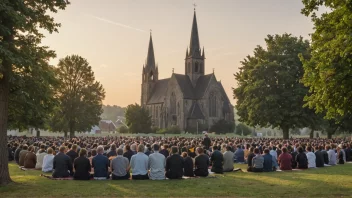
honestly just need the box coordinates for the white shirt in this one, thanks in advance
[306,152,316,168]
[270,150,277,161]
[42,154,54,172]
[35,152,47,169]
[328,149,336,165]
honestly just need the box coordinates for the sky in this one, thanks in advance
[43,0,316,107]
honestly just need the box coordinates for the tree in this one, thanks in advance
[233,34,311,139]
[50,55,105,137]
[0,0,69,185]
[125,104,152,134]
[101,105,126,121]
[118,125,129,134]
[300,0,352,119]
[209,119,235,134]
[235,123,252,136]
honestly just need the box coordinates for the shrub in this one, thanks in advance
[118,125,128,133]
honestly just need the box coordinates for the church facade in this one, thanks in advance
[141,10,234,131]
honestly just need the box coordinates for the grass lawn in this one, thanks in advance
[1,163,352,197]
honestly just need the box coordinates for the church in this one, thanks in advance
[141,10,234,132]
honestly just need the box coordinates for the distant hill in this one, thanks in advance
[101,105,126,122]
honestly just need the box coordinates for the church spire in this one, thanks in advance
[189,10,201,57]
[146,31,155,68]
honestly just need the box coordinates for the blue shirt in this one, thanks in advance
[92,154,109,177]
[130,152,149,175]
[234,148,244,163]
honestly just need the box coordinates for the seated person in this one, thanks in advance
[328,144,337,165]
[182,152,194,177]
[52,146,73,178]
[14,145,23,164]
[210,145,224,174]
[111,148,130,180]
[251,148,264,172]
[66,144,78,165]
[123,145,134,162]
[337,147,345,165]
[18,145,29,166]
[148,144,166,180]
[246,147,255,172]
[194,147,209,177]
[73,148,91,180]
[42,148,55,173]
[223,146,234,172]
[278,147,292,170]
[234,145,245,163]
[107,144,117,158]
[165,146,184,179]
[35,144,47,169]
[24,147,37,168]
[295,147,308,169]
[8,144,14,161]
[262,148,273,172]
[314,146,325,168]
[130,144,149,180]
[306,146,316,168]
[92,146,109,179]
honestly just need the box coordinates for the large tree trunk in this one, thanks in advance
[36,129,40,137]
[282,126,289,139]
[0,72,12,185]
[69,123,74,138]
[327,131,333,139]
[309,128,314,139]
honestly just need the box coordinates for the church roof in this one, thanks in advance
[188,101,205,119]
[194,74,214,98]
[147,78,170,104]
[174,74,194,99]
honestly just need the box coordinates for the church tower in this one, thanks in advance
[185,10,205,86]
[141,33,158,106]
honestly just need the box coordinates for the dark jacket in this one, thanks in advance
[247,153,255,167]
[210,150,223,173]
[203,137,211,149]
[263,153,273,172]
[14,148,22,164]
[107,150,117,158]
[322,150,329,164]
[92,154,109,178]
[52,152,73,178]
[8,147,14,161]
[166,154,184,179]
[24,152,37,168]
[183,156,194,177]
[160,149,170,158]
[315,150,325,167]
[296,153,308,169]
[123,150,134,162]
[291,151,298,169]
[337,150,344,164]
[74,156,91,180]
[66,150,78,164]
[194,154,209,177]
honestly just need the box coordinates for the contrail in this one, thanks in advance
[88,15,147,33]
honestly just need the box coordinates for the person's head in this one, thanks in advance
[59,146,66,153]
[47,147,53,154]
[68,143,72,149]
[138,144,144,153]
[325,145,331,151]
[72,144,77,152]
[125,145,131,151]
[196,147,204,154]
[131,144,137,151]
[110,144,116,151]
[171,146,178,154]
[298,146,304,153]
[163,144,169,149]
[182,152,188,158]
[213,145,218,151]
[264,148,270,154]
[40,144,45,150]
[22,145,28,151]
[272,146,276,151]
[79,148,87,157]
[117,148,123,155]
[254,148,260,154]
[226,146,232,151]
[249,147,254,153]
[97,145,104,154]
[91,149,97,157]
[282,147,288,153]
[153,144,160,151]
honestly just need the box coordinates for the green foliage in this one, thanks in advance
[118,125,128,134]
[0,0,69,185]
[209,119,235,134]
[50,55,105,137]
[300,0,352,119]
[125,104,152,134]
[156,126,181,134]
[151,126,160,134]
[101,105,126,121]
[235,123,252,136]
[233,34,311,139]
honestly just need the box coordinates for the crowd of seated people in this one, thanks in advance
[6,135,352,180]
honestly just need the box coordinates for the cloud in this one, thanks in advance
[88,15,147,33]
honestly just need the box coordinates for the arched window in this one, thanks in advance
[195,62,199,72]
[170,92,176,115]
[209,92,216,117]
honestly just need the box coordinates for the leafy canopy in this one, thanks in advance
[301,0,352,119]
[125,104,152,134]
[233,34,311,139]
